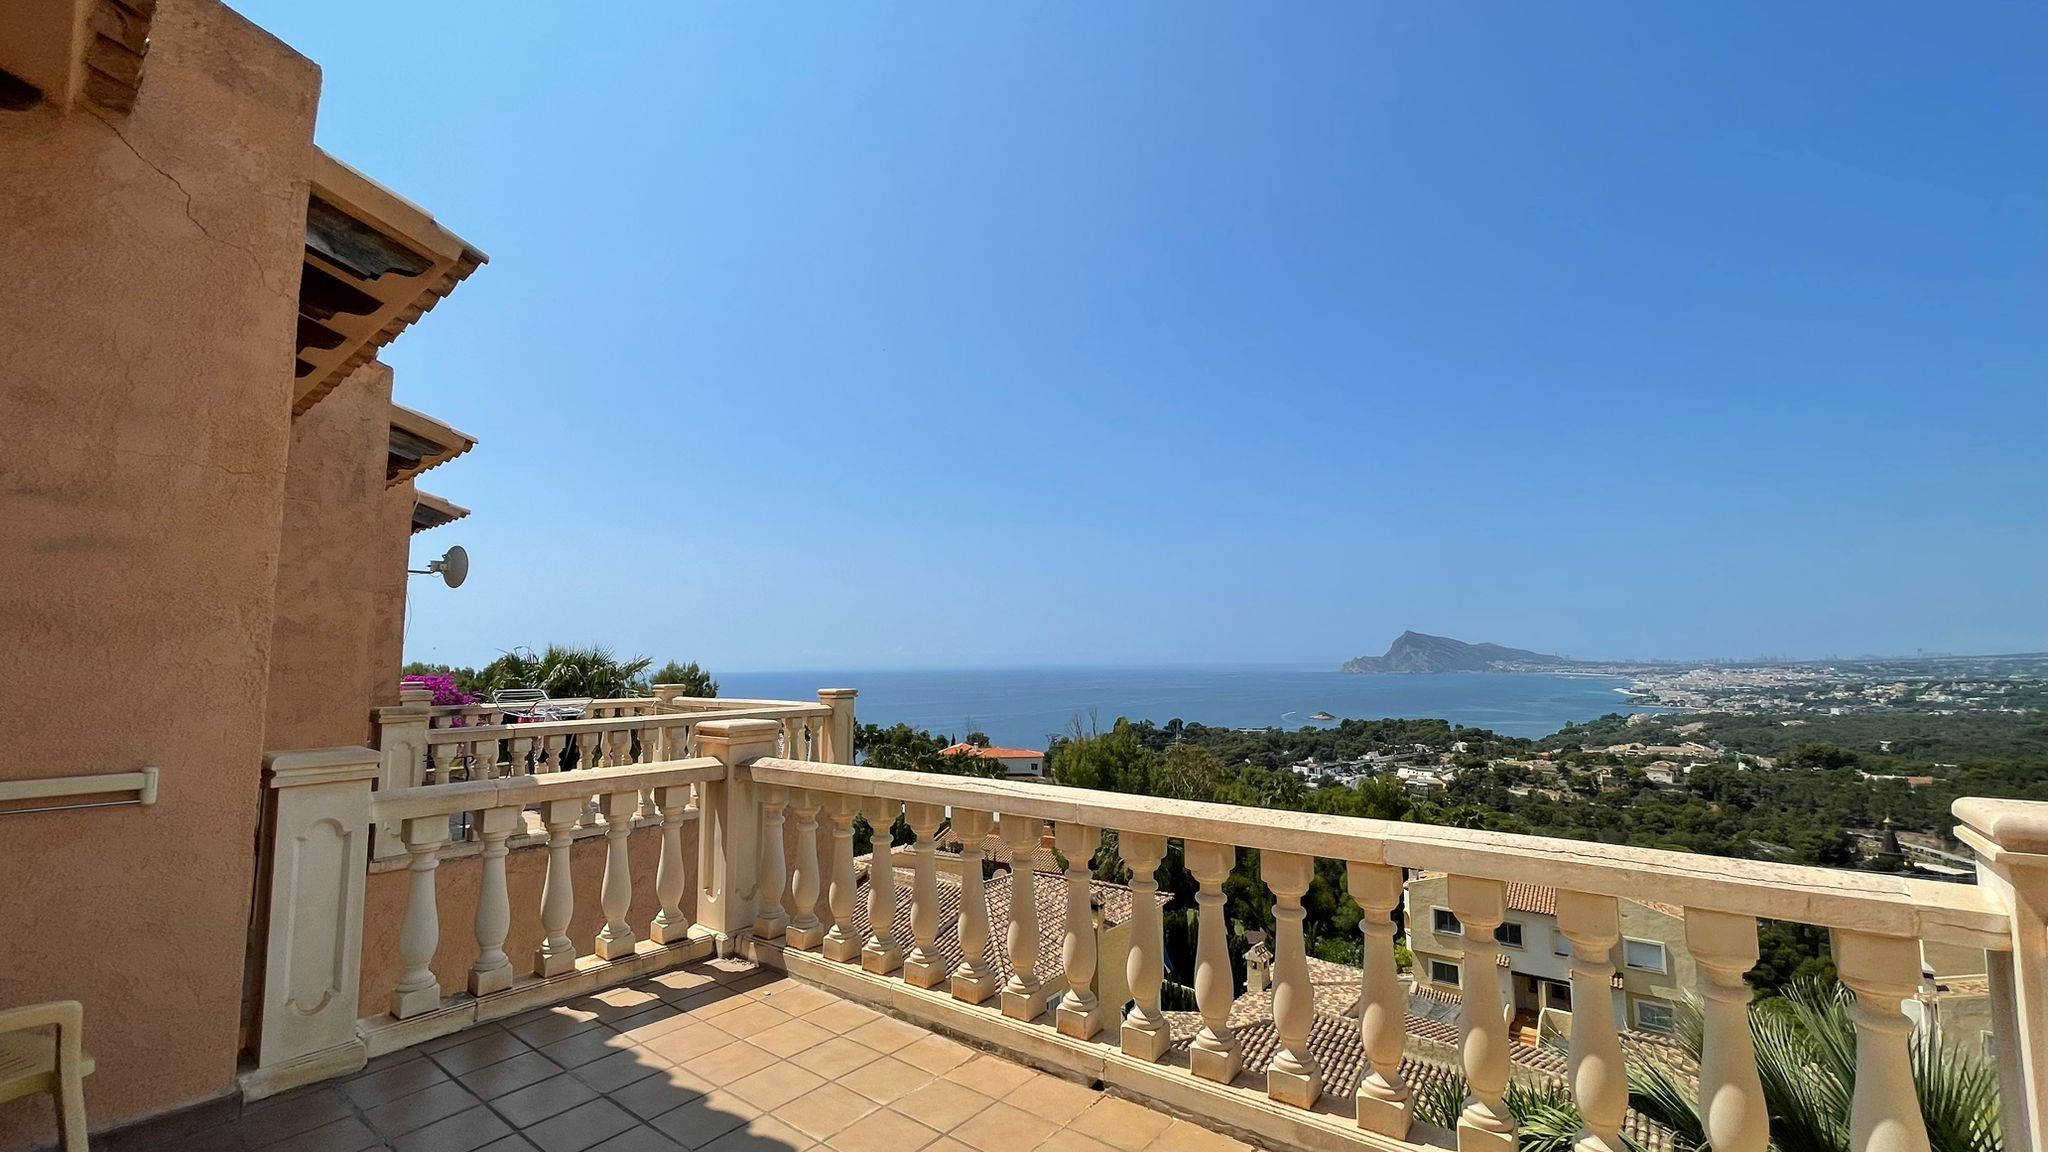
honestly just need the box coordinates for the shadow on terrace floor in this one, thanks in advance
[119,957,1251,1152]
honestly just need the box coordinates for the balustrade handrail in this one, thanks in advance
[419,703,828,746]
[746,757,2012,950]
[371,756,726,823]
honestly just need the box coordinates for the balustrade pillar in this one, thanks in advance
[754,785,790,939]
[1348,861,1411,1137]
[1264,851,1322,1107]
[533,798,583,976]
[861,796,905,974]
[391,817,449,1018]
[1186,839,1242,1082]
[951,810,999,1004]
[818,689,857,762]
[1836,930,1934,1152]
[1686,909,1768,1152]
[1118,832,1170,1061]
[594,791,638,959]
[822,794,863,962]
[1956,798,2048,1151]
[787,791,825,950]
[1556,892,1625,1152]
[904,802,947,988]
[650,783,693,944]
[468,806,520,996]
[1054,822,1102,1039]
[695,719,777,956]
[1000,815,1049,1019]
[1448,875,1514,1152]
[370,687,432,860]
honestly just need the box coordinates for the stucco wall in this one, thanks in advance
[264,361,412,752]
[358,821,692,1013]
[0,0,320,1144]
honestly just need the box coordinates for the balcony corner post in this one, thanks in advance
[695,718,781,957]
[1956,798,2048,1152]
[818,689,857,763]
[246,747,379,1098]
[370,686,432,860]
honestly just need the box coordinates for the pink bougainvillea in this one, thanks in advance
[401,674,476,708]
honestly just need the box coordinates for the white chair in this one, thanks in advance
[0,1000,92,1151]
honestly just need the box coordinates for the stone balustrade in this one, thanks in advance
[250,690,2048,1152]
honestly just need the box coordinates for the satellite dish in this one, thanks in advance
[409,545,469,589]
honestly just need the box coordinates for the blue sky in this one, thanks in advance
[241,3,2047,671]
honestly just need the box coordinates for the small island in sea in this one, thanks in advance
[1341,630,1584,674]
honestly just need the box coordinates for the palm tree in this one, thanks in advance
[1629,979,2002,1152]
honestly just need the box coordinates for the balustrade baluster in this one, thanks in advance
[511,736,533,779]
[951,810,998,1004]
[1118,832,1169,1061]
[1556,892,1625,1152]
[533,799,582,976]
[594,791,637,959]
[1265,851,1322,1107]
[636,725,657,818]
[541,734,564,775]
[999,816,1048,1020]
[391,818,448,1018]
[1186,839,1241,1081]
[1837,930,1935,1152]
[650,783,692,944]
[1687,909,1769,1152]
[467,806,519,996]
[822,794,863,962]
[787,791,824,950]
[861,796,904,974]
[1448,875,1515,1152]
[1348,861,1411,1137]
[754,785,790,939]
[904,803,946,988]
[1054,822,1102,1039]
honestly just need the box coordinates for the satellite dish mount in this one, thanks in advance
[410,545,469,589]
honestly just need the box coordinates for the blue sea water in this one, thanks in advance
[716,666,1655,751]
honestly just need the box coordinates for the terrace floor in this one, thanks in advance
[126,959,1252,1152]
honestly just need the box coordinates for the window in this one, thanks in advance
[1494,922,1524,948]
[1623,938,1668,974]
[1432,908,1463,936]
[1554,936,1573,958]
[1429,960,1462,987]
[1635,999,1676,1034]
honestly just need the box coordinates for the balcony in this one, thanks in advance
[225,691,2047,1152]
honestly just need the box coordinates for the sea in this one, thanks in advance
[716,666,1657,751]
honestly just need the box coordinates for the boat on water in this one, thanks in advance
[1309,710,1337,721]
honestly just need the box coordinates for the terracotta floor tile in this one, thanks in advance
[748,1018,834,1058]
[837,1056,932,1105]
[363,1080,485,1138]
[692,1042,781,1088]
[585,1127,683,1152]
[1067,1098,1173,1152]
[941,1055,1034,1099]
[888,1080,992,1133]
[892,1036,973,1076]
[432,1030,534,1077]
[946,1101,1057,1152]
[493,1074,599,1128]
[233,1087,354,1147]
[648,1089,759,1148]
[512,1006,610,1048]
[801,1000,881,1035]
[920,1141,973,1152]
[642,1021,737,1064]
[680,990,754,1021]
[724,1061,825,1111]
[607,1065,715,1122]
[1137,1119,1250,1152]
[785,1036,884,1080]
[820,1108,939,1152]
[748,982,838,1017]
[1037,1131,1115,1152]
[263,1116,382,1152]
[589,986,668,1020]
[463,1051,568,1101]
[646,967,722,1002]
[342,1056,451,1109]
[842,1017,925,1054]
[614,1005,694,1045]
[524,1098,640,1152]
[778,1083,880,1141]
[713,1000,795,1039]
[390,1105,514,1152]
[571,1046,670,1093]
[1003,1074,1098,1124]
[700,1113,815,1152]
[539,1027,634,1070]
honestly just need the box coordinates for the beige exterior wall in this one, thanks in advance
[0,1,320,1145]
[264,360,414,753]
[1616,899,1691,1033]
